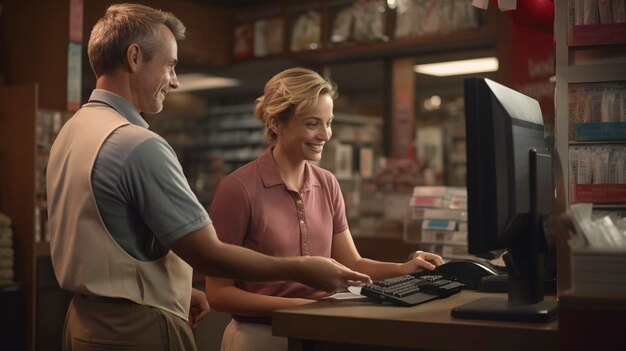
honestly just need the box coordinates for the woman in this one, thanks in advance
[206,67,444,351]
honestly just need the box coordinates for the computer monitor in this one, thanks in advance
[451,77,558,323]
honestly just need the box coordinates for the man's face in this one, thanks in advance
[133,24,179,114]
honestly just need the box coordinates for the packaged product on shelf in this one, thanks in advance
[405,186,468,245]
[591,147,609,184]
[569,146,579,202]
[266,17,283,55]
[421,230,467,245]
[290,10,321,52]
[577,147,592,184]
[598,0,613,23]
[570,146,626,203]
[600,87,624,122]
[253,19,268,57]
[233,22,253,59]
[583,0,600,25]
[608,146,621,184]
[422,219,456,232]
[574,0,585,25]
[569,87,579,138]
[613,0,626,23]
[422,208,467,222]
[359,147,374,178]
[621,85,626,121]
[330,5,352,43]
[577,87,591,122]
[590,86,603,122]
[450,0,479,31]
[396,0,462,38]
[619,149,626,183]
[352,0,386,42]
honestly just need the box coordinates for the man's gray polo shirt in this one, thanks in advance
[88,89,211,261]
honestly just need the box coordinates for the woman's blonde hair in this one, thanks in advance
[255,67,337,143]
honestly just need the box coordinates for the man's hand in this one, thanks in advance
[188,287,209,329]
[296,256,371,292]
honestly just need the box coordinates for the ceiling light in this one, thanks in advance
[173,73,239,92]
[414,57,499,77]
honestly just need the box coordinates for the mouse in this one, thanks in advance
[434,259,500,289]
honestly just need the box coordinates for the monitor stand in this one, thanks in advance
[451,296,558,323]
[452,150,559,323]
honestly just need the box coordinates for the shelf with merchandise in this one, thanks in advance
[568,23,626,46]
[231,0,498,64]
[566,0,626,46]
[556,0,626,296]
[567,80,626,142]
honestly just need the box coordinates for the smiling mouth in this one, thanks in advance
[308,143,324,151]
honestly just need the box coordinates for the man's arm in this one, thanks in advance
[170,224,371,293]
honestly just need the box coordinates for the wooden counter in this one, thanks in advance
[272,291,558,351]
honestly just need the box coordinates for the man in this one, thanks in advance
[46,4,370,350]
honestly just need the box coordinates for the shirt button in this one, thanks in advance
[300,220,304,224]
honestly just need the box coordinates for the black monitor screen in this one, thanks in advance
[464,77,551,255]
[453,77,558,323]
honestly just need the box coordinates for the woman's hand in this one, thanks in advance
[402,251,445,274]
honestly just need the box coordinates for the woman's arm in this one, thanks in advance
[205,276,315,316]
[331,230,444,281]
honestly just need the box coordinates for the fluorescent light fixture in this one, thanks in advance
[414,57,499,77]
[173,73,239,92]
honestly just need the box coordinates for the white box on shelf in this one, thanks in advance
[421,230,467,245]
[421,219,456,231]
[571,248,626,294]
[423,208,467,222]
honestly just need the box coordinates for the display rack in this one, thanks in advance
[556,1,626,208]
[555,0,626,297]
[403,186,471,260]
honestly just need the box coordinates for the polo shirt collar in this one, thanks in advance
[87,89,149,129]
[258,147,321,192]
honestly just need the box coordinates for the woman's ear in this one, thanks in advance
[269,118,280,135]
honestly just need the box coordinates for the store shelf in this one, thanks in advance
[557,63,626,83]
[568,23,626,46]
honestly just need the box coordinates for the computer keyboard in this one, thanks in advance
[360,274,465,306]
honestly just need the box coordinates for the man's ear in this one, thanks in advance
[126,43,142,73]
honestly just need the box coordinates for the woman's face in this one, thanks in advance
[276,94,334,163]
